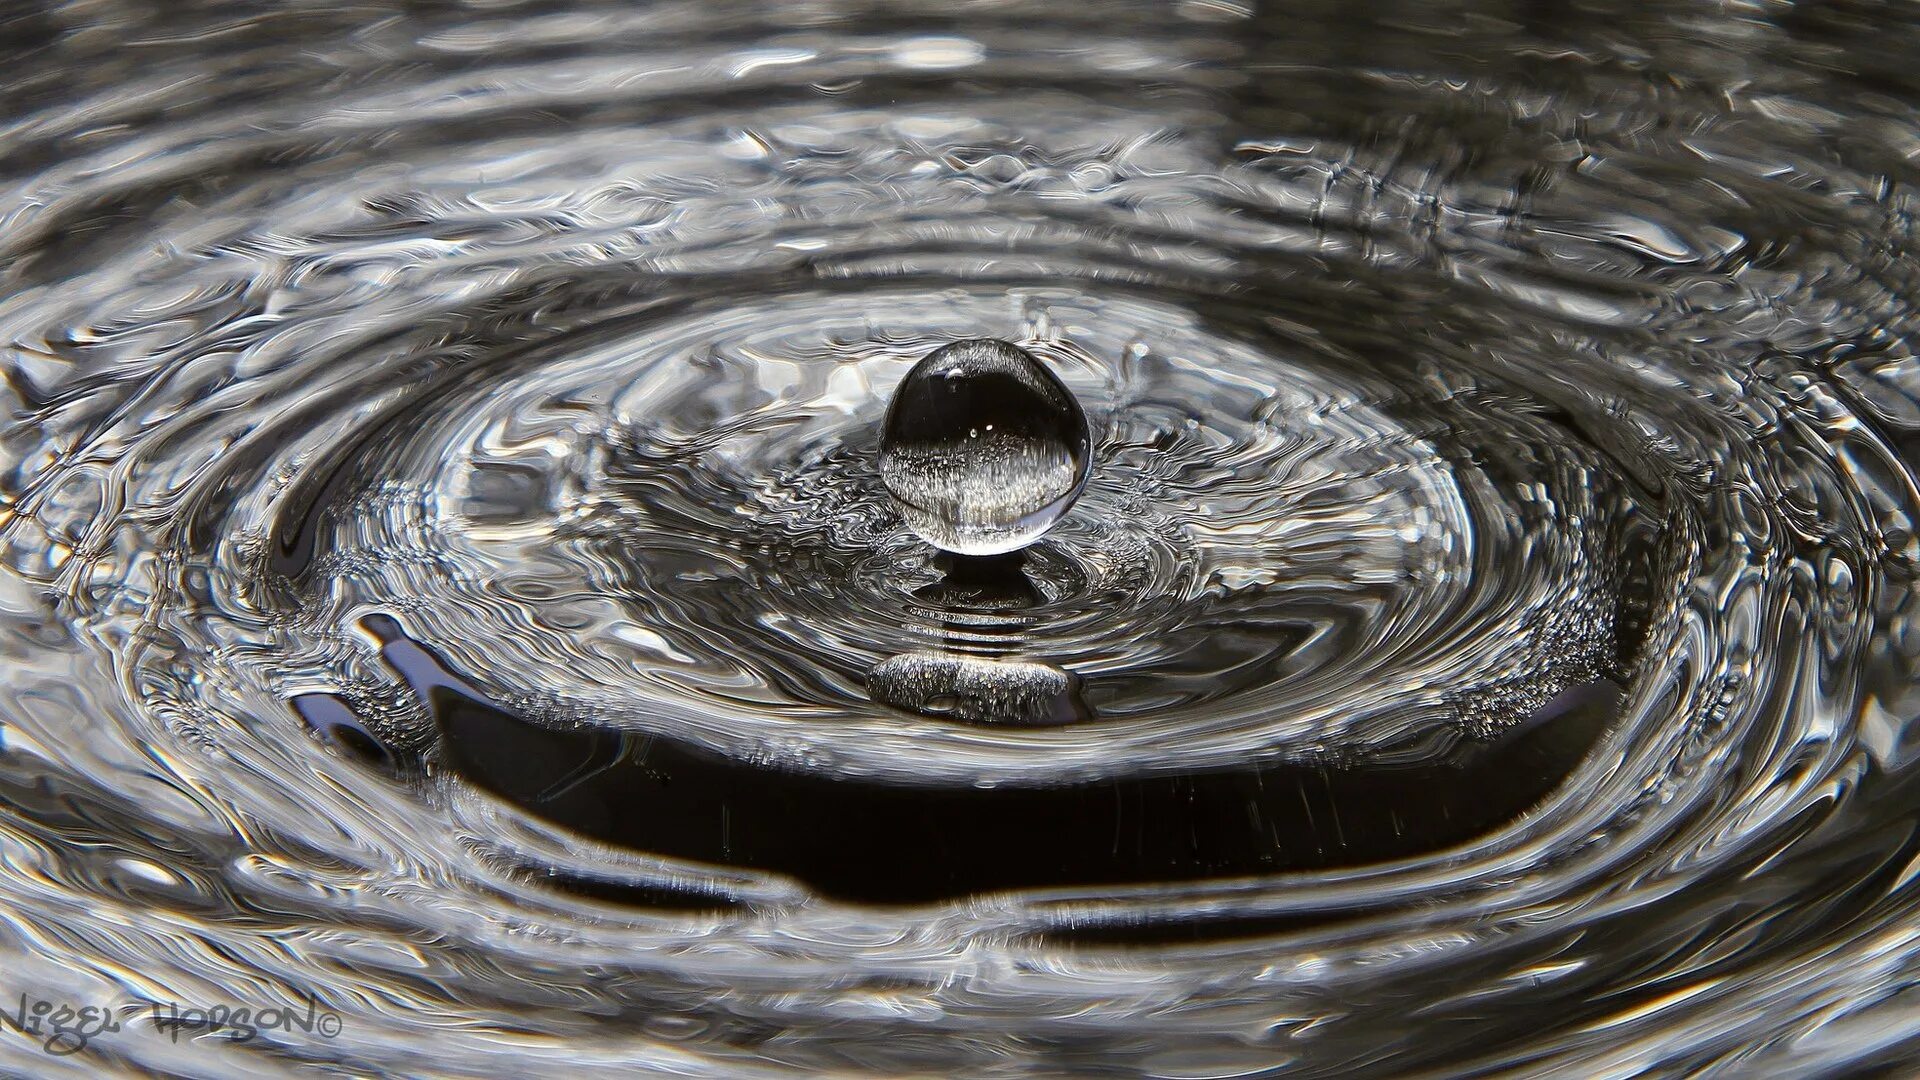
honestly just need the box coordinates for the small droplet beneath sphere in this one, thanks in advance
[878,339,1091,555]
[868,651,1091,726]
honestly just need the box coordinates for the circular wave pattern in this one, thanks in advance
[2,1,1919,1075]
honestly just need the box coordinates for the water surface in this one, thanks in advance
[2,1,1919,1075]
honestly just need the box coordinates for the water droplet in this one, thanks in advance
[878,339,1091,555]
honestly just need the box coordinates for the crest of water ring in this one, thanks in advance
[0,2,1917,1077]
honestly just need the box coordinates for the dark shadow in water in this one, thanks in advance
[534,870,749,914]
[291,692,401,773]
[360,614,1619,905]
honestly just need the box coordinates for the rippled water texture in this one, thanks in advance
[5,0,1920,1075]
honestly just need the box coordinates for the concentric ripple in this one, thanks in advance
[2,1,1919,1075]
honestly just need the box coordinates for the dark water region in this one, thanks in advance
[3,0,1920,1075]
[345,615,1621,902]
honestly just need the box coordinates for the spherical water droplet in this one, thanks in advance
[878,339,1091,555]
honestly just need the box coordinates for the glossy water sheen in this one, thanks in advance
[2,1,1919,1076]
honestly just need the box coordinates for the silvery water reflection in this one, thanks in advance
[1,0,1918,1075]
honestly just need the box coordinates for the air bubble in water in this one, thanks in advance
[878,339,1091,555]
